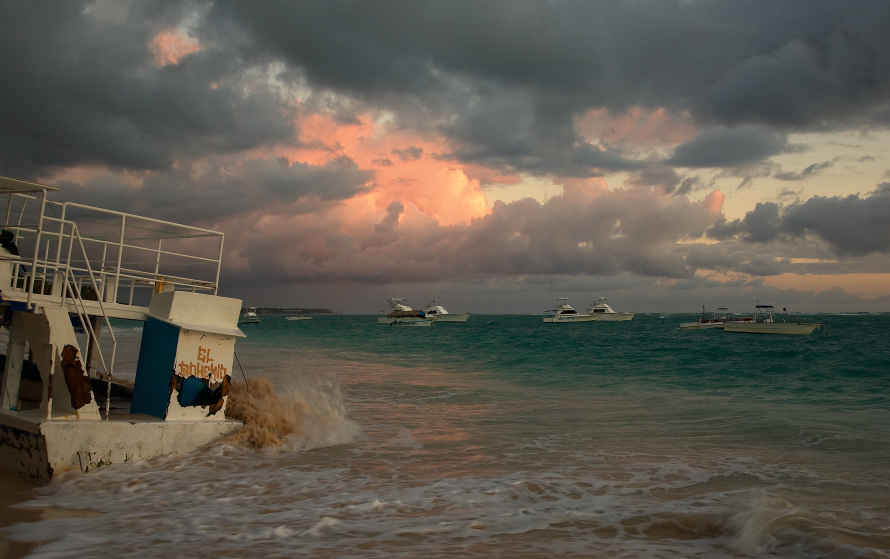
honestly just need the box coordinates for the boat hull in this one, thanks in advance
[543,315,597,323]
[588,312,635,321]
[722,322,825,335]
[377,317,431,326]
[430,313,471,323]
[679,321,723,329]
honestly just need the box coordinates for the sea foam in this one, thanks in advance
[225,376,361,450]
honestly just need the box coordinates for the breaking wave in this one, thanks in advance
[225,376,361,450]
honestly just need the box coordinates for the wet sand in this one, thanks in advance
[0,470,43,558]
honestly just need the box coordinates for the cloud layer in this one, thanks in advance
[2,1,890,310]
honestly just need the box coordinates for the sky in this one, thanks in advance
[2,0,890,313]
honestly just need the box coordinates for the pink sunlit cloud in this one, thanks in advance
[149,29,201,66]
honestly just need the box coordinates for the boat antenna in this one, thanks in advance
[376,288,392,303]
[548,277,560,312]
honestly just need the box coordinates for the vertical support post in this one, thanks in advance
[154,237,162,275]
[26,189,47,308]
[0,334,26,411]
[85,315,105,380]
[213,234,224,295]
[112,214,125,304]
[39,343,53,420]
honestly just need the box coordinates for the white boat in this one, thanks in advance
[286,316,311,321]
[722,304,827,335]
[377,298,431,326]
[543,297,597,323]
[680,306,753,330]
[0,175,244,479]
[422,299,471,322]
[238,306,260,324]
[585,296,634,321]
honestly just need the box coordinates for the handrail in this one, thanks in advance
[1,192,225,298]
[63,222,117,419]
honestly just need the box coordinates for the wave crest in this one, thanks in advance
[225,376,361,450]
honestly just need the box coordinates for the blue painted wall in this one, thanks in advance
[130,317,180,419]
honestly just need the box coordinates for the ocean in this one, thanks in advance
[1,313,889,558]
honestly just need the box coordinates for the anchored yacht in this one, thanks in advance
[722,304,827,335]
[585,296,634,321]
[238,306,260,324]
[543,297,597,323]
[377,298,431,326]
[680,306,753,330]
[422,299,471,323]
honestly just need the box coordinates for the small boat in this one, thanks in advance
[423,299,471,322]
[585,296,634,321]
[543,297,597,323]
[378,298,430,326]
[680,306,753,330]
[238,306,260,324]
[722,304,827,335]
[286,316,311,321]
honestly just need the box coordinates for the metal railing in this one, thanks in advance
[1,187,227,419]
[2,192,225,307]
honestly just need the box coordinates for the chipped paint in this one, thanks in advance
[60,345,92,410]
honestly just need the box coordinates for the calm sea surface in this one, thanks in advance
[2,313,889,558]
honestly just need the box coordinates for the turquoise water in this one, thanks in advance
[4,313,890,557]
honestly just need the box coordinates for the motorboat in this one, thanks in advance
[378,298,430,326]
[722,304,827,335]
[680,306,753,330]
[238,306,260,324]
[422,299,471,322]
[585,296,634,321]
[543,297,597,323]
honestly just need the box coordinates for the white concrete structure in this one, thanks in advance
[0,176,245,479]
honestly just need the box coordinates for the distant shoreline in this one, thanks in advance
[247,308,339,315]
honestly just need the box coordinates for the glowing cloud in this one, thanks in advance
[150,29,201,66]
[283,112,491,226]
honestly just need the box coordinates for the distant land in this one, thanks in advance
[247,307,338,315]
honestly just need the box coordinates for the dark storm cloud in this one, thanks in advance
[625,167,702,196]
[0,0,293,178]
[55,155,372,225]
[782,190,890,255]
[571,144,646,173]
[228,187,723,285]
[707,202,781,243]
[212,0,890,174]
[5,1,890,180]
[707,189,890,256]
[666,128,794,168]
